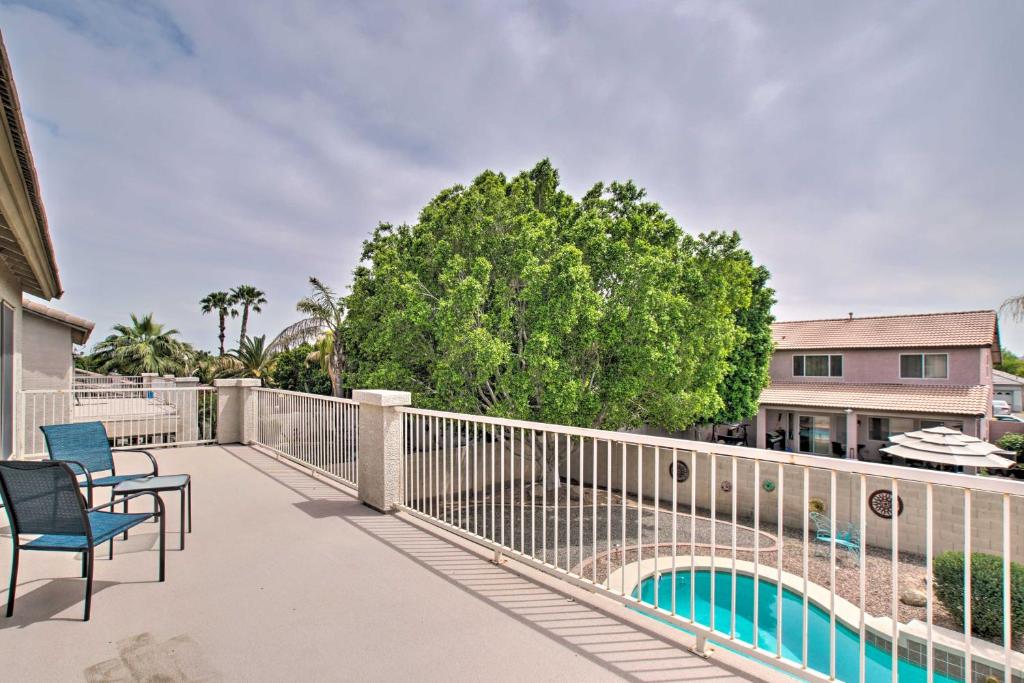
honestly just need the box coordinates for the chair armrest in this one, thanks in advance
[62,459,95,490]
[90,490,162,514]
[114,449,159,476]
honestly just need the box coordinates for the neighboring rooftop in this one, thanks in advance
[994,369,1024,386]
[760,381,991,416]
[22,295,94,344]
[772,310,1000,354]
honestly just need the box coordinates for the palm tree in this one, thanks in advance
[224,334,277,383]
[270,277,346,396]
[231,285,267,347]
[200,291,237,355]
[1002,294,1024,322]
[92,313,194,375]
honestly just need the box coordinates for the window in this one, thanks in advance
[793,354,843,377]
[900,353,948,379]
[869,417,915,441]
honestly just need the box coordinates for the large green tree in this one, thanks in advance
[91,313,195,375]
[699,261,775,424]
[344,160,772,435]
[271,343,332,395]
[996,347,1024,377]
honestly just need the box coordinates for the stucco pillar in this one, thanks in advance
[141,372,158,389]
[755,406,767,449]
[354,389,412,513]
[213,378,261,444]
[845,409,858,459]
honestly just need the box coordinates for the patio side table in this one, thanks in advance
[114,474,191,550]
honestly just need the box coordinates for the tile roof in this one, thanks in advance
[772,310,998,351]
[759,382,990,416]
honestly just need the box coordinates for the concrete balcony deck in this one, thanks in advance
[0,445,778,682]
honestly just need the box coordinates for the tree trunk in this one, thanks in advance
[239,306,250,348]
[329,335,346,397]
[218,313,226,356]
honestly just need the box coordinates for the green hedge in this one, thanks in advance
[933,551,1024,641]
[998,433,1024,458]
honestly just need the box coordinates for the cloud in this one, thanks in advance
[2,0,1022,351]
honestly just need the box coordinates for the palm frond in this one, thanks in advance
[269,317,326,352]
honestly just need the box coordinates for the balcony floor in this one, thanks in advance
[1,445,776,682]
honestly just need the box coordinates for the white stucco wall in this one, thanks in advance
[21,311,73,391]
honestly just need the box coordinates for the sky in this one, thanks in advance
[2,0,1022,354]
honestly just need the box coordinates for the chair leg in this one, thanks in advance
[5,545,18,617]
[180,489,185,550]
[187,481,192,533]
[81,551,88,577]
[158,511,165,582]
[109,538,114,560]
[123,498,129,540]
[83,549,94,621]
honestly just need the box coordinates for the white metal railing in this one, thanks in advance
[252,388,359,487]
[72,371,143,391]
[18,386,218,456]
[397,406,1024,683]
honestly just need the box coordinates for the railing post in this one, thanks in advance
[353,389,411,513]
[213,379,261,444]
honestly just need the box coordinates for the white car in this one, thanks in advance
[993,399,1012,416]
[994,414,1024,423]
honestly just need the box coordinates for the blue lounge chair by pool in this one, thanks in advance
[40,422,158,506]
[0,460,165,621]
[809,511,861,560]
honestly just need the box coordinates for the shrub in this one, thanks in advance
[932,551,1024,641]
[997,433,1024,458]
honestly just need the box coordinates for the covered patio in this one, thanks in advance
[0,444,774,682]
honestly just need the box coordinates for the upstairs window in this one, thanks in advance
[900,353,948,379]
[793,354,843,377]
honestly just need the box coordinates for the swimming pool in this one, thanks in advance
[636,570,959,683]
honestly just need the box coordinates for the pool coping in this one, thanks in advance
[610,555,1024,678]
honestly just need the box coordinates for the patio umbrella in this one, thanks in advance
[881,426,1016,468]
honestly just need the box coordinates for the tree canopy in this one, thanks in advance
[271,343,332,395]
[90,313,195,376]
[343,160,774,433]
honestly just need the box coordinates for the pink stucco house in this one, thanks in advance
[752,310,1000,460]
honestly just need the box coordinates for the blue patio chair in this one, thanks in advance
[40,422,158,506]
[809,511,861,560]
[0,460,165,621]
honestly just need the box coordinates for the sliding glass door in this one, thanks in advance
[798,415,831,455]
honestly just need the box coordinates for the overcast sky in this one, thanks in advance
[2,0,1022,354]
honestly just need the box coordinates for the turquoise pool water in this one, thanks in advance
[637,570,960,683]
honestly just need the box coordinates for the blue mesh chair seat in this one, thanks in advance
[40,422,160,505]
[24,511,153,550]
[0,460,165,621]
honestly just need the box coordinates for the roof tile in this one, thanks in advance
[772,311,997,350]
[759,382,990,416]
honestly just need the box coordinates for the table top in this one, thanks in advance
[113,474,190,493]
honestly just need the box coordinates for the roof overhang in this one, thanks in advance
[759,382,990,417]
[22,295,93,344]
[0,32,61,300]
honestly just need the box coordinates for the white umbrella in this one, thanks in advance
[881,426,1016,468]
